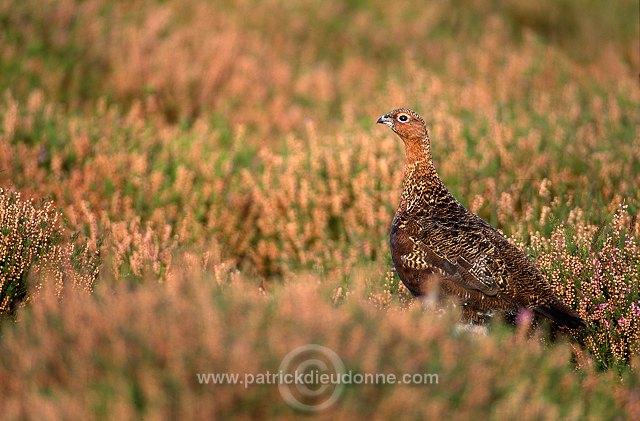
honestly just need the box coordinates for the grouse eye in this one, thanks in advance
[397,114,409,122]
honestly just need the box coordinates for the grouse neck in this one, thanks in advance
[402,158,439,189]
[403,132,433,166]
[401,133,442,196]
[403,134,435,170]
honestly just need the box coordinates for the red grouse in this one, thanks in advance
[377,108,585,328]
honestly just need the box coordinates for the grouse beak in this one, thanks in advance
[376,114,393,128]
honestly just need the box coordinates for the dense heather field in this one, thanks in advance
[1,0,639,418]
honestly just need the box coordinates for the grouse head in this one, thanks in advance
[377,108,432,163]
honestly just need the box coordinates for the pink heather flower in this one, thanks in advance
[624,235,633,247]
[618,317,627,327]
[631,302,640,316]
[516,309,534,327]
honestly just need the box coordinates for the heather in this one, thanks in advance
[0,0,638,418]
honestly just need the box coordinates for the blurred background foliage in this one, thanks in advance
[0,0,638,418]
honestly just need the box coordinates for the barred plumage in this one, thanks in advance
[377,108,585,328]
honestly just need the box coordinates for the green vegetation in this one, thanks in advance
[0,0,638,418]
